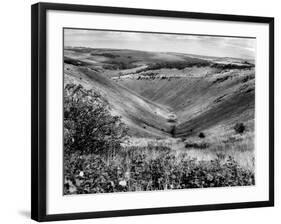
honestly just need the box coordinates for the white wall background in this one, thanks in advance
[0,0,279,223]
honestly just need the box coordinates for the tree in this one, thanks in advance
[64,84,128,156]
[198,132,205,138]
[234,123,246,134]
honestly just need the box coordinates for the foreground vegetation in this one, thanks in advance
[64,146,254,194]
[63,84,255,195]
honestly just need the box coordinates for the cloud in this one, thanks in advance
[64,29,255,59]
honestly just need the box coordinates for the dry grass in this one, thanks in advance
[121,128,255,172]
[180,129,254,171]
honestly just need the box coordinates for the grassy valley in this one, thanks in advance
[63,47,255,194]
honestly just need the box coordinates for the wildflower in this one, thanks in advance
[125,171,130,179]
[119,180,127,187]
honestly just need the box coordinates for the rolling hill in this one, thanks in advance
[64,47,255,139]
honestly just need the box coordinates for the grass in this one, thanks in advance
[64,138,255,195]
[181,129,255,171]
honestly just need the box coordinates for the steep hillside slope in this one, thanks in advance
[64,47,255,139]
[64,64,173,138]
[116,67,255,138]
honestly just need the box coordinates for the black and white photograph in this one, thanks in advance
[28,2,275,222]
[63,29,256,195]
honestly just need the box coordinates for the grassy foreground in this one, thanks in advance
[64,145,254,194]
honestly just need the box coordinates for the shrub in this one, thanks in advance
[234,123,246,134]
[198,132,205,138]
[63,84,128,156]
[185,141,209,149]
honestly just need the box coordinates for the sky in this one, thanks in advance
[64,29,256,59]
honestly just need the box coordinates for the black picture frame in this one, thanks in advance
[31,2,274,222]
